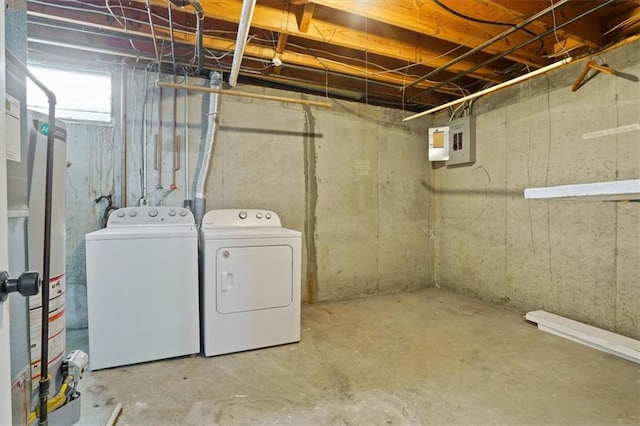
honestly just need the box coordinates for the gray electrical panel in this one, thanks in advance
[446,116,475,166]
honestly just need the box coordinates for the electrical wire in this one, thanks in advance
[431,0,545,55]
[144,0,160,63]
[105,0,124,27]
[33,0,522,93]
[31,0,512,83]
[31,0,555,105]
[28,376,73,424]
[549,0,571,59]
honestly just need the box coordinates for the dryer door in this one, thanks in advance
[216,245,293,313]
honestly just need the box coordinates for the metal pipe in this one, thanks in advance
[120,61,128,207]
[171,76,179,189]
[404,0,570,90]
[229,0,257,86]
[158,81,332,107]
[6,49,56,426]
[154,134,161,189]
[403,57,572,122]
[184,72,191,208]
[167,2,177,74]
[141,69,150,204]
[410,0,614,102]
[156,86,163,191]
[193,72,222,225]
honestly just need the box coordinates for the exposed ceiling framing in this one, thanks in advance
[25,0,640,111]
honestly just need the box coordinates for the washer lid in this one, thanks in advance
[86,226,197,241]
[201,226,301,240]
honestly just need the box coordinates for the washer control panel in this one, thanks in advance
[201,209,282,228]
[108,207,194,226]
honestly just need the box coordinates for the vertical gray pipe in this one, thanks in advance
[193,71,221,225]
[120,61,128,207]
[184,72,191,210]
[140,68,150,205]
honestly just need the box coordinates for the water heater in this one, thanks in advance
[5,104,68,422]
[26,110,67,395]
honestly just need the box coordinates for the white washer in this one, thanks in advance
[200,209,301,357]
[85,206,200,370]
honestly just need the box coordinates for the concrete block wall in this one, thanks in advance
[430,39,640,339]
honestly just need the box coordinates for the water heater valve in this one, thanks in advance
[63,350,89,385]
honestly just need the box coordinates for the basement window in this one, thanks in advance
[27,65,112,122]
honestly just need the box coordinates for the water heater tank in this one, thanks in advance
[26,110,67,391]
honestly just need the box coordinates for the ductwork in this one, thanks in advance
[193,71,222,225]
[169,0,204,75]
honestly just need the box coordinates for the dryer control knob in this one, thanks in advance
[179,210,188,217]
[239,211,247,219]
[148,208,158,217]
[117,210,125,218]
[129,210,137,217]
[265,212,272,219]
[256,212,263,219]
[168,210,177,217]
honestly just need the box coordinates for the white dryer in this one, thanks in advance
[200,209,301,357]
[85,207,200,370]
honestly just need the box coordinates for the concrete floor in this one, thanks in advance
[69,289,639,425]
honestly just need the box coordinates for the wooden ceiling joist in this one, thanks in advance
[296,2,315,33]
[480,0,604,48]
[25,0,640,110]
[154,0,507,83]
[304,0,549,67]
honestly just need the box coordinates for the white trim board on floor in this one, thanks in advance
[524,179,640,201]
[525,310,640,364]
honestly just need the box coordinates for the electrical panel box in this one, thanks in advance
[428,126,449,161]
[446,116,475,166]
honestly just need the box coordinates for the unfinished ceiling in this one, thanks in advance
[25,0,640,110]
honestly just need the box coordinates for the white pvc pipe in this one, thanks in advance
[402,57,573,122]
[228,0,257,87]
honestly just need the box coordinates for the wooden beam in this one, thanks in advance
[296,3,315,33]
[487,0,603,48]
[273,33,288,75]
[27,10,454,98]
[606,6,640,37]
[127,0,506,83]
[305,0,548,67]
[188,32,458,95]
[276,33,289,54]
[207,0,509,80]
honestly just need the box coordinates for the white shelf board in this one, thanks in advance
[526,310,640,364]
[524,179,640,201]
